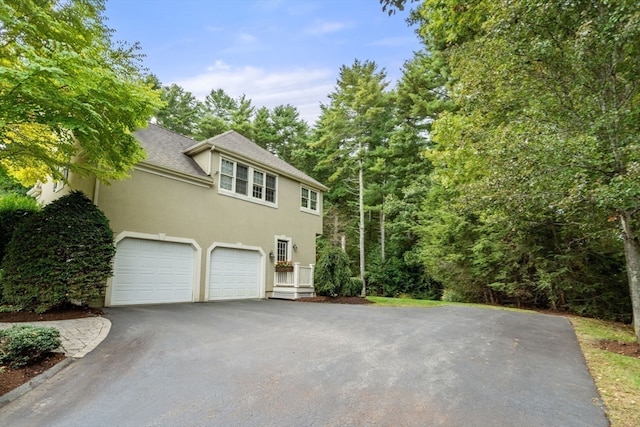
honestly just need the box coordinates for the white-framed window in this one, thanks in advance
[265,174,276,203]
[53,167,69,192]
[276,239,289,262]
[220,159,234,191]
[300,186,319,213]
[218,157,277,205]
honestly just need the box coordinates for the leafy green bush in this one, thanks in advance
[0,194,40,263]
[1,191,115,313]
[0,325,61,368]
[314,244,353,296]
[0,194,40,304]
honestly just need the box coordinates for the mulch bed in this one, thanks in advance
[0,352,66,396]
[596,339,640,359]
[0,305,102,397]
[297,296,373,305]
[0,305,103,323]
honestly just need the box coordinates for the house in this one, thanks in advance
[30,124,328,306]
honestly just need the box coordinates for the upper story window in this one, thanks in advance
[300,186,319,213]
[219,157,277,205]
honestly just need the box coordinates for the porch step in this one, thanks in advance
[270,286,316,300]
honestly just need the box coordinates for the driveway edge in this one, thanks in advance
[0,357,74,409]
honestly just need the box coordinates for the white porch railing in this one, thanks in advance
[272,263,315,300]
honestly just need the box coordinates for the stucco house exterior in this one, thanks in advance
[29,124,327,306]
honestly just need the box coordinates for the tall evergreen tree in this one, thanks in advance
[155,84,202,138]
[313,60,392,296]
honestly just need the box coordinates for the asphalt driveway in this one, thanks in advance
[0,301,607,426]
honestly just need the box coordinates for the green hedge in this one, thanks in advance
[0,325,61,368]
[1,191,115,313]
[0,194,40,264]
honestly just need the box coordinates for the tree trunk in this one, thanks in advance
[620,211,640,342]
[380,198,386,262]
[359,149,366,297]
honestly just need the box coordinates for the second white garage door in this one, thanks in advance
[110,238,196,306]
[209,247,261,300]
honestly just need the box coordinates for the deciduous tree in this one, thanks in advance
[0,0,161,185]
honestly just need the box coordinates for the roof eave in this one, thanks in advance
[136,161,214,187]
[182,140,212,156]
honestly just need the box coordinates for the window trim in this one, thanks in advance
[274,235,292,262]
[218,157,278,207]
[300,185,320,215]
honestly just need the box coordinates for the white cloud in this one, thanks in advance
[175,64,334,124]
[206,60,231,72]
[237,32,258,44]
[305,20,351,36]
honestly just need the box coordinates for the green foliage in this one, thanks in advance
[0,194,40,265]
[0,0,162,185]
[404,0,640,332]
[156,84,203,138]
[1,191,115,312]
[0,167,28,196]
[314,244,353,296]
[367,243,441,299]
[0,325,61,368]
[252,105,310,165]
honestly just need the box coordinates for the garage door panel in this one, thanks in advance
[111,238,195,306]
[209,248,261,300]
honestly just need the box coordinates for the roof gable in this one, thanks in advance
[191,130,328,191]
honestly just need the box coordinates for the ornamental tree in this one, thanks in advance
[0,0,162,185]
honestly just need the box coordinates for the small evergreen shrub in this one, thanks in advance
[1,191,115,313]
[0,325,61,368]
[314,244,353,296]
[348,277,363,297]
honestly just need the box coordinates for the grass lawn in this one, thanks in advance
[368,296,640,427]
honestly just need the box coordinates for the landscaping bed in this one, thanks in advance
[0,305,102,397]
[297,296,373,304]
[0,352,66,396]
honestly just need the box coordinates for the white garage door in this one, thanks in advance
[209,248,261,300]
[111,238,195,306]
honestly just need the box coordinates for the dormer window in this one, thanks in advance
[219,157,277,205]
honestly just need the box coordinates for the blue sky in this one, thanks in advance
[105,0,423,124]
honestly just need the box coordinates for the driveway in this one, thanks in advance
[0,301,607,426]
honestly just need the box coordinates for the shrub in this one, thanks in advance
[0,194,40,264]
[0,325,61,368]
[1,191,115,313]
[348,277,363,297]
[314,244,353,296]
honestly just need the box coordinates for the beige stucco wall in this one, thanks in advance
[34,170,96,206]
[95,165,322,301]
[33,148,324,304]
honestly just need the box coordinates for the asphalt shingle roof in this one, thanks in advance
[133,124,208,177]
[133,124,327,191]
